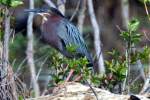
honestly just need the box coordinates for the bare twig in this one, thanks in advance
[11,59,16,68]
[116,25,124,33]
[140,77,150,94]
[14,76,27,99]
[70,0,81,21]
[26,0,40,97]
[44,0,56,8]
[143,31,150,42]
[16,54,48,77]
[144,1,150,22]
[36,56,49,81]
[87,0,105,74]
[130,60,146,86]
[44,0,66,15]
[57,0,66,15]
[10,30,15,43]
[121,0,130,94]
[15,57,27,75]
[84,79,99,100]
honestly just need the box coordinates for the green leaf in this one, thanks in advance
[128,19,140,32]
[131,33,142,44]
[139,0,150,3]
[10,0,23,7]
[0,0,23,7]
[0,0,11,6]
[0,31,4,40]
[66,44,78,53]
[144,0,150,3]
[139,46,150,63]
[18,95,24,100]
[120,31,129,41]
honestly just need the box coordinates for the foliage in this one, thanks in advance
[49,44,97,86]
[100,49,126,91]
[47,44,103,88]
[49,45,125,90]
[97,18,144,91]
[120,19,142,45]
[98,19,150,92]
[0,0,23,7]
[139,0,150,4]
[0,8,5,40]
[48,19,150,93]
[0,0,23,39]
[120,18,150,93]
[105,50,126,82]
[9,34,27,69]
[144,0,150,3]
[138,46,150,63]
[120,18,150,64]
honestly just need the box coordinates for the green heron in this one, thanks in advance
[15,7,94,81]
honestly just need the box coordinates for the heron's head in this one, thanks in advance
[33,7,64,29]
[34,7,64,24]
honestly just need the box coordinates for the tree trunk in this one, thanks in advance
[87,0,105,74]
[26,0,40,97]
[0,8,18,100]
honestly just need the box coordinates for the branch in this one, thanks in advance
[144,1,150,22]
[121,0,130,94]
[140,77,150,94]
[1,8,18,100]
[87,0,105,74]
[36,56,49,81]
[57,0,66,15]
[44,0,65,15]
[77,0,86,33]
[2,8,9,78]
[43,0,56,8]
[26,0,40,97]
[70,0,81,21]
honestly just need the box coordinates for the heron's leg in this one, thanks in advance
[65,69,83,82]
[53,69,82,93]
[73,74,82,82]
[65,69,74,82]
[52,69,74,93]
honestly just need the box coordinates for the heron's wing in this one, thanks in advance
[38,16,93,64]
[57,19,93,63]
